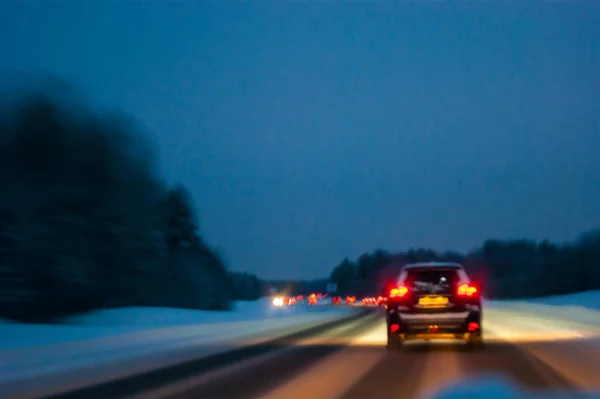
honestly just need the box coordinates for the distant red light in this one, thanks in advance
[390,324,400,333]
[468,322,479,332]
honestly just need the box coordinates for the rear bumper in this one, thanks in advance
[387,310,481,335]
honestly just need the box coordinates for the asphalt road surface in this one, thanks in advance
[40,307,600,399]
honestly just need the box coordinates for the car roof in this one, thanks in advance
[402,262,464,270]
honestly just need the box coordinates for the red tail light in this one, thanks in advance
[468,322,479,332]
[389,286,409,298]
[390,323,400,333]
[457,284,478,297]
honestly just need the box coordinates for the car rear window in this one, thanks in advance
[405,268,461,294]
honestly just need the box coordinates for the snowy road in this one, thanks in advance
[6,299,598,399]
[136,307,600,399]
[2,293,600,399]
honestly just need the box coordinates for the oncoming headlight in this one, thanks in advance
[272,297,284,307]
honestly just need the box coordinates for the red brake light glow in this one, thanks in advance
[389,286,409,298]
[457,284,478,297]
[468,322,479,332]
[390,324,400,333]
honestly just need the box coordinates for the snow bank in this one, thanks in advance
[0,310,355,382]
[62,298,319,327]
[522,290,600,310]
[493,290,600,310]
[430,377,600,399]
[484,292,600,344]
[485,290,600,329]
[0,298,339,349]
[0,300,358,393]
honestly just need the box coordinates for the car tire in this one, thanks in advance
[466,331,485,351]
[386,332,403,352]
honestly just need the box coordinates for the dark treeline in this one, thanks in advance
[230,271,262,301]
[0,87,262,322]
[328,231,600,299]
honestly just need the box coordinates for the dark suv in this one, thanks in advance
[385,262,483,351]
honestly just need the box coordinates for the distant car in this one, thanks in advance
[331,296,341,305]
[385,262,483,351]
[272,296,284,307]
[308,293,318,305]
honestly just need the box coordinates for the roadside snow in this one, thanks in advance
[0,300,357,392]
[63,298,310,326]
[483,292,600,392]
[495,290,600,310]
[485,290,600,329]
[525,290,600,310]
[0,298,336,349]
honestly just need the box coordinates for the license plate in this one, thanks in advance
[418,296,449,306]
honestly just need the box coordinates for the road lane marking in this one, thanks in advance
[414,342,464,399]
[127,315,376,399]
[484,308,600,343]
[518,340,600,392]
[256,322,386,399]
[484,308,600,391]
